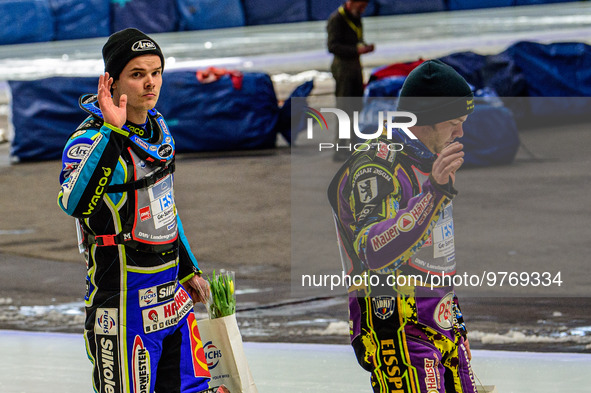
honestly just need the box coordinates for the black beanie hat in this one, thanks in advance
[102,28,164,81]
[397,60,474,126]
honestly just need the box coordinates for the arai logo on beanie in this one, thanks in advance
[132,39,157,52]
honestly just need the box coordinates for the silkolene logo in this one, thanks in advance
[305,107,417,152]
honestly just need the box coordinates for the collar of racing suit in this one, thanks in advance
[382,128,437,172]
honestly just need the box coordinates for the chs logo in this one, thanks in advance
[204,341,222,369]
[304,106,417,152]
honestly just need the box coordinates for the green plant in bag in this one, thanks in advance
[207,270,236,319]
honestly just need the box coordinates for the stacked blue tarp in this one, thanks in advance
[242,0,308,25]
[504,41,591,121]
[177,0,245,30]
[308,0,378,21]
[506,41,591,97]
[515,0,575,4]
[9,77,96,161]
[376,0,445,15]
[440,42,591,122]
[156,71,280,152]
[9,71,309,161]
[111,0,178,34]
[459,91,520,167]
[448,0,513,11]
[438,51,527,97]
[0,0,54,45]
[49,0,109,40]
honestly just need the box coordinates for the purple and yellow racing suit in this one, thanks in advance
[328,129,477,393]
[58,94,211,393]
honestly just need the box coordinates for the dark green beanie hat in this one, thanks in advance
[397,59,474,126]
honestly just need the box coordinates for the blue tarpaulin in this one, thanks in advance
[9,77,96,161]
[49,0,109,40]
[308,0,377,21]
[364,76,406,98]
[459,96,520,167]
[242,0,308,25]
[376,0,445,15]
[176,0,245,30]
[156,71,280,152]
[111,0,178,34]
[506,41,591,97]
[448,0,513,11]
[504,41,591,120]
[515,0,575,5]
[439,51,527,97]
[0,0,54,45]
[278,80,315,144]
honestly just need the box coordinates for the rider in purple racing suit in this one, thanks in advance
[57,29,214,393]
[328,60,478,392]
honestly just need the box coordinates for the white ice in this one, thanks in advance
[0,330,589,393]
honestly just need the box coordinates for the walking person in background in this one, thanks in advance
[57,28,219,393]
[327,0,375,161]
[328,60,478,393]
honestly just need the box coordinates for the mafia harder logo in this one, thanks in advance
[305,106,418,152]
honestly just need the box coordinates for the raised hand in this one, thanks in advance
[431,142,464,186]
[97,72,127,129]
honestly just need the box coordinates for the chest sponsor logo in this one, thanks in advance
[82,94,97,104]
[157,144,173,158]
[371,222,400,252]
[67,143,91,159]
[372,296,395,320]
[138,281,175,307]
[433,292,454,330]
[132,336,151,393]
[370,193,434,252]
[433,203,454,258]
[376,142,390,160]
[357,203,376,221]
[357,177,378,203]
[71,130,87,138]
[135,138,149,150]
[127,124,145,137]
[142,288,193,333]
[158,118,169,135]
[396,213,415,232]
[139,206,152,222]
[96,308,118,335]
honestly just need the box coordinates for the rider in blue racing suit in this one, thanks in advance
[57,28,213,393]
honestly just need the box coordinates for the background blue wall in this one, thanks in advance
[0,0,582,45]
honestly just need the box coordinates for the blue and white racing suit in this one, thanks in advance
[58,94,211,393]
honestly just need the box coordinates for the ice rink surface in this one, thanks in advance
[1,2,591,392]
[1,330,590,393]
